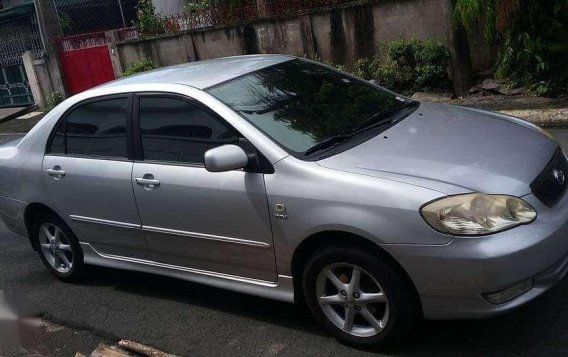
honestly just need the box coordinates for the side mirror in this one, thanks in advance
[204,144,249,172]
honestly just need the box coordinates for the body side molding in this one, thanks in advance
[80,243,294,302]
[69,215,271,248]
[142,225,271,248]
[70,215,140,229]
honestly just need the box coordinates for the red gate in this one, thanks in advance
[57,32,115,95]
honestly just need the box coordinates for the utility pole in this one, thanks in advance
[118,0,126,28]
[34,0,67,96]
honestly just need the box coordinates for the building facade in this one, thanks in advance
[0,0,43,107]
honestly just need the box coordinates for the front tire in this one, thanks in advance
[32,213,84,282]
[302,247,416,347]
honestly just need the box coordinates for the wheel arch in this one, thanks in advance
[290,230,423,315]
[24,202,63,251]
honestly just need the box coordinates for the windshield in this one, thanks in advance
[207,59,414,157]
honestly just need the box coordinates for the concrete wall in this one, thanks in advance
[112,0,491,76]
[22,51,61,108]
[35,0,67,97]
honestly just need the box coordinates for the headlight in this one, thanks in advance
[420,193,536,236]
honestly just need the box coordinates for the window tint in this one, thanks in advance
[139,97,238,164]
[208,59,408,156]
[48,98,128,158]
[49,120,65,154]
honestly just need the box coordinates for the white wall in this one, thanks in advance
[152,0,184,16]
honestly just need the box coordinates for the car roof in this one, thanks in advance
[101,54,294,90]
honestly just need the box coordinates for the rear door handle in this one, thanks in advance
[47,167,66,179]
[134,178,160,186]
[134,176,160,190]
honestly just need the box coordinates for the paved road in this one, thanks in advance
[1,130,568,356]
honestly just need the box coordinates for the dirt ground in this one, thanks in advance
[412,93,568,127]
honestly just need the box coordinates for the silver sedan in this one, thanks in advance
[0,55,567,347]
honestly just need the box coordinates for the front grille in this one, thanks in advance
[531,147,568,207]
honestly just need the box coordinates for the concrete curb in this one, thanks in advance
[0,105,38,124]
[498,108,568,128]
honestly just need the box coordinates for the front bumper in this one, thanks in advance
[384,193,568,320]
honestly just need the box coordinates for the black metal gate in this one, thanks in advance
[0,64,33,107]
[0,12,43,108]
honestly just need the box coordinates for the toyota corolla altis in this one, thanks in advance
[0,55,567,347]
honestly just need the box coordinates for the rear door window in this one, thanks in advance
[48,98,129,159]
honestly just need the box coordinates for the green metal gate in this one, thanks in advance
[0,4,43,108]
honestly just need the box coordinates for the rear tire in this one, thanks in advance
[32,212,84,282]
[302,246,416,348]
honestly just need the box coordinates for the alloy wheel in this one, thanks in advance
[39,223,74,274]
[316,263,390,337]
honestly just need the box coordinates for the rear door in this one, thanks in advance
[43,95,150,260]
[131,94,277,281]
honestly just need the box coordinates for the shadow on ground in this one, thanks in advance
[75,263,568,356]
[81,265,321,336]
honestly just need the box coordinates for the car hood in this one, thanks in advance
[318,103,558,196]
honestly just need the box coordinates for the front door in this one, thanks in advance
[131,94,277,281]
[43,96,149,260]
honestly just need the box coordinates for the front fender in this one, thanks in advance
[265,157,452,275]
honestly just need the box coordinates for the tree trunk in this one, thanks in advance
[447,0,474,96]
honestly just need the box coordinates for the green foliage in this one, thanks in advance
[122,58,159,77]
[453,0,568,96]
[495,1,568,95]
[313,56,347,72]
[44,91,64,112]
[57,10,73,35]
[351,38,451,95]
[352,57,380,79]
[453,0,497,41]
[134,0,166,37]
[314,39,450,95]
[184,0,246,11]
[184,0,211,12]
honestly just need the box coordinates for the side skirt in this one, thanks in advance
[80,243,295,303]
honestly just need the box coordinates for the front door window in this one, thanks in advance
[138,97,239,164]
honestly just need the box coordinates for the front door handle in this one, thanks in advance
[47,166,66,180]
[134,175,160,190]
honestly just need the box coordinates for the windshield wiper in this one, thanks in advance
[303,134,351,156]
[352,101,418,134]
[304,101,418,157]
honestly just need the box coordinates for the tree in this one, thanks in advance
[134,0,165,37]
[448,0,474,96]
[453,0,568,95]
[453,0,498,41]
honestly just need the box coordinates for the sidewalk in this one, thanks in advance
[0,107,32,124]
[412,93,568,127]
[0,111,45,133]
